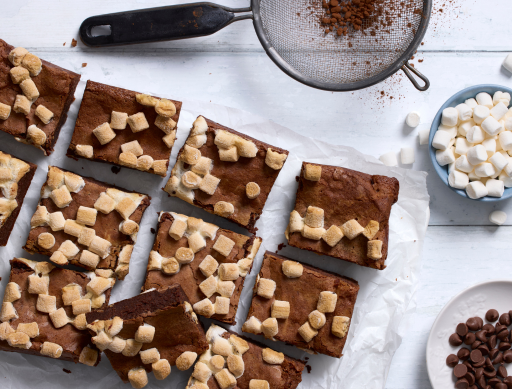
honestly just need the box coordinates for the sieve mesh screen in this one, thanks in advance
[259,0,426,85]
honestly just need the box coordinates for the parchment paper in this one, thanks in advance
[0,80,430,389]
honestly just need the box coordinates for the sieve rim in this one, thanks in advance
[251,0,432,92]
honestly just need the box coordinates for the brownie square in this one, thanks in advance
[186,324,305,389]
[86,285,209,385]
[287,162,399,270]
[67,80,182,176]
[142,211,262,325]
[0,40,81,155]
[242,251,359,358]
[23,165,150,279]
[0,258,115,365]
[163,116,289,233]
[0,150,37,246]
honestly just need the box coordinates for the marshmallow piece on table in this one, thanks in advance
[466,126,485,144]
[448,170,469,189]
[432,130,453,150]
[455,156,473,173]
[499,131,512,151]
[474,162,496,178]
[442,107,459,127]
[418,128,430,145]
[400,147,415,164]
[379,152,398,167]
[482,138,496,157]
[436,147,455,166]
[491,102,509,121]
[455,137,471,155]
[456,103,473,122]
[465,98,478,109]
[476,92,494,109]
[489,152,509,172]
[406,111,420,127]
[502,54,512,73]
[466,145,488,165]
[486,179,505,197]
[458,119,475,137]
[481,116,503,136]
[466,181,489,199]
[489,210,507,225]
[473,106,490,125]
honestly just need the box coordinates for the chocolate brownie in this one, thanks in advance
[163,116,289,233]
[0,150,37,246]
[86,285,209,387]
[67,80,182,176]
[186,324,305,389]
[242,251,359,358]
[142,211,262,325]
[0,258,115,365]
[0,40,80,155]
[23,166,150,279]
[287,162,399,270]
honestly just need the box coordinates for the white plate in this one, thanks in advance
[426,279,512,388]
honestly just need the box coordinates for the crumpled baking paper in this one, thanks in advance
[0,80,430,388]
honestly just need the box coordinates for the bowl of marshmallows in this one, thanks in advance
[429,85,512,201]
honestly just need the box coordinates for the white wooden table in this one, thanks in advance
[2,0,512,387]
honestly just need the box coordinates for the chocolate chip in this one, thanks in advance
[504,376,512,387]
[467,317,480,331]
[477,344,490,356]
[447,354,459,367]
[464,372,475,385]
[458,348,471,360]
[465,332,477,345]
[472,356,485,368]
[496,382,508,389]
[489,348,499,360]
[503,350,512,363]
[450,333,463,346]
[488,334,498,349]
[470,349,483,363]
[493,351,504,365]
[476,330,488,342]
[455,378,469,389]
[457,323,469,337]
[485,357,494,369]
[454,364,468,378]
[500,313,512,326]
[475,317,484,329]
[499,342,511,351]
[486,309,500,322]
[475,367,484,380]
[463,361,475,372]
[471,340,482,350]
[483,324,496,335]
[477,375,486,388]
[499,366,508,378]
[489,377,502,386]
[498,329,510,341]
[483,368,497,378]
[496,323,507,333]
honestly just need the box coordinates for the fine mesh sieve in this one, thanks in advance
[80,0,431,91]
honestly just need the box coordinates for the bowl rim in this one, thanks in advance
[429,84,512,202]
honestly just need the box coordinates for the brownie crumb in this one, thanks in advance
[63,369,71,374]
[63,42,66,46]
[277,243,286,251]
[71,39,77,47]
[306,365,312,373]
[111,166,121,174]
[150,228,156,234]
[82,63,87,68]
[295,176,300,182]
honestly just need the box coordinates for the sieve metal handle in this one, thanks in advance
[79,3,253,47]
[401,62,430,91]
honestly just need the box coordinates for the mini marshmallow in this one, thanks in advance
[212,337,233,357]
[406,111,420,127]
[246,182,260,199]
[3,282,21,303]
[0,103,10,120]
[93,123,116,145]
[155,99,176,118]
[110,111,128,130]
[486,179,505,198]
[262,317,278,338]
[473,105,490,125]
[476,92,494,108]
[489,152,508,171]
[75,145,93,159]
[155,115,177,134]
[448,170,469,190]
[304,164,322,180]
[140,348,160,364]
[465,98,478,109]
[214,296,230,315]
[323,225,343,247]
[438,125,458,138]
[36,294,56,313]
[38,232,55,249]
[153,359,171,380]
[499,131,512,151]
[481,116,503,136]
[466,145,488,165]
[215,369,237,389]
[121,140,143,156]
[191,157,212,175]
[506,118,512,131]
[40,342,63,359]
[400,147,415,164]
[466,181,489,199]
[35,105,54,124]
[7,332,31,349]
[271,300,290,319]
[199,174,221,195]
[217,281,235,297]
[21,53,42,76]
[304,206,324,228]
[265,148,287,170]
[379,152,398,167]
[467,126,485,144]
[317,291,337,313]
[135,324,155,343]
[435,147,456,166]
[212,235,235,257]
[494,91,511,106]
[9,66,30,84]
[175,247,194,264]
[500,172,512,187]
[176,351,197,371]
[432,130,452,150]
[455,137,471,155]
[13,94,31,115]
[482,138,497,157]
[249,380,270,389]
[475,162,496,178]
[341,219,364,239]
[137,155,153,171]
[332,316,351,338]
[418,128,430,145]
[7,47,28,66]
[447,162,456,175]
[489,210,507,225]
[456,103,473,121]
[79,346,98,367]
[218,263,239,281]
[198,255,219,278]
[458,119,475,137]
[491,102,509,121]
[20,79,39,101]
[282,260,303,278]
[128,367,148,389]
[242,316,262,334]
[199,276,218,298]
[136,93,159,107]
[257,278,276,299]
[441,107,459,127]
[298,322,318,342]
[193,298,214,318]
[308,310,327,329]
[127,112,149,133]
